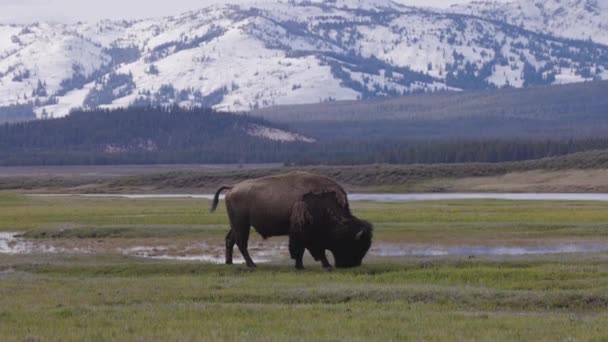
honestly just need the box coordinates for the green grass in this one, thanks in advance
[2,257,608,341]
[2,193,608,340]
[0,193,225,233]
[4,193,608,242]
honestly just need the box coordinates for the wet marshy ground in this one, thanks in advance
[3,194,608,340]
[4,232,608,265]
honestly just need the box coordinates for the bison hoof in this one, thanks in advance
[225,261,233,265]
[246,263,257,268]
[323,266,333,272]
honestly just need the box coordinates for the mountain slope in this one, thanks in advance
[1,0,608,120]
[252,80,608,139]
[0,106,314,156]
[452,0,608,45]
[5,83,608,166]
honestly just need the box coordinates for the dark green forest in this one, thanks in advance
[2,106,608,166]
[253,80,608,139]
[0,106,294,165]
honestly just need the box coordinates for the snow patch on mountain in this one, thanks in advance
[453,0,608,45]
[246,123,316,143]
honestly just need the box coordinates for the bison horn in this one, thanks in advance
[355,230,364,240]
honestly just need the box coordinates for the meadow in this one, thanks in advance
[1,193,608,341]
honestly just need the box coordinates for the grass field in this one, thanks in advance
[2,193,608,340]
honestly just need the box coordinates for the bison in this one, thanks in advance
[210,171,373,269]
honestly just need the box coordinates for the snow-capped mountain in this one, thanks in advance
[1,0,608,120]
[452,0,608,45]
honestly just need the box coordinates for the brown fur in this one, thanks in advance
[210,171,372,269]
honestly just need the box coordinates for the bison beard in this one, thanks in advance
[210,171,373,269]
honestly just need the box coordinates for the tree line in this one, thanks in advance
[2,105,608,166]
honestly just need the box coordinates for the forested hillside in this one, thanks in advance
[253,80,608,139]
[0,106,314,165]
[4,79,608,167]
[3,105,608,166]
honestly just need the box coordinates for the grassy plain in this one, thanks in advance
[2,193,608,340]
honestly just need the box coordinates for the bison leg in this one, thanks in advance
[226,206,256,268]
[318,251,332,269]
[308,247,332,269]
[289,235,305,270]
[225,230,236,265]
[234,226,256,268]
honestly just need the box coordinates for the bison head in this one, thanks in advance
[330,216,373,268]
[296,191,374,268]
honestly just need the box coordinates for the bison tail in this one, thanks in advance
[210,186,233,213]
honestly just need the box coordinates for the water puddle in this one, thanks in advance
[0,232,34,254]
[120,244,281,264]
[371,243,608,257]
[0,232,281,264]
[3,232,608,262]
